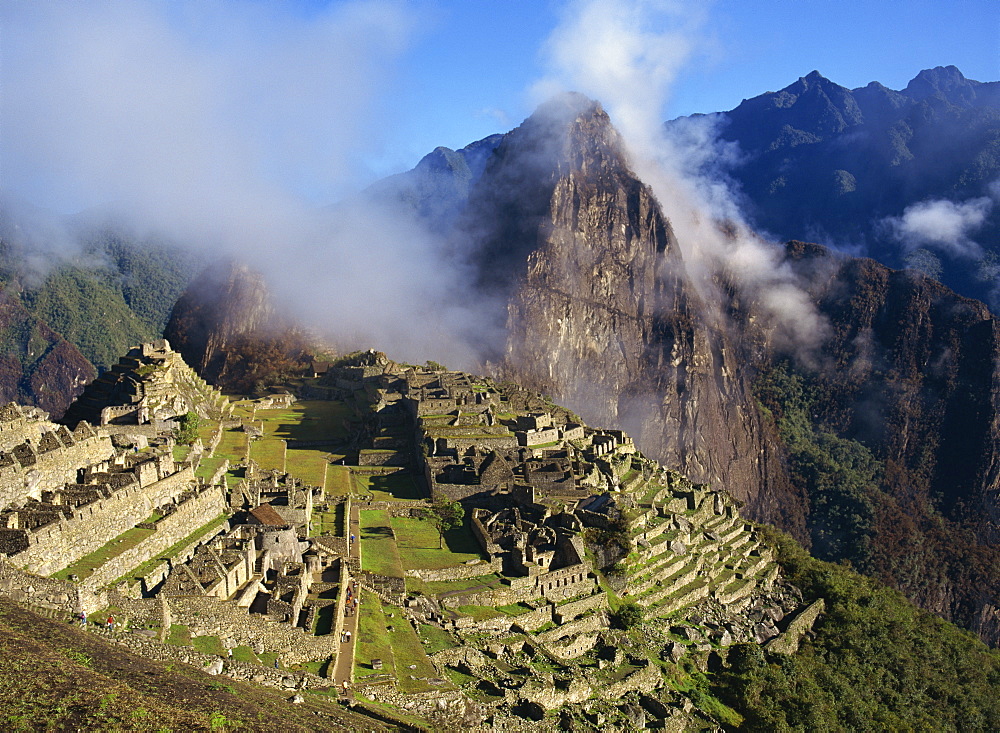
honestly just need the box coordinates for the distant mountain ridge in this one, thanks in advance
[0,202,200,414]
[676,65,1000,303]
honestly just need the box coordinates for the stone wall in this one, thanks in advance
[9,465,197,577]
[169,596,336,666]
[358,450,408,467]
[537,563,592,602]
[553,591,607,623]
[105,628,328,692]
[545,632,598,661]
[404,558,501,582]
[471,509,501,557]
[430,483,495,503]
[134,513,232,595]
[0,558,107,615]
[441,565,593,610]
[0,432,114,511]
[511,604,556,633]
[537,610,607,641]
[766,598,826,655]
[0,407,48,452]
[79,486,227,591]
[437,435,518,454]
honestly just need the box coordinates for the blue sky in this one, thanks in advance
[382,0,999,172]
[2,0,997,214]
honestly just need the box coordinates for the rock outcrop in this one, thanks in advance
[164,261,309,393]
[778,241,1000,642]
[462,94,798,530]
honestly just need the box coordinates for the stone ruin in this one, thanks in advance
[0,348,825,731]
[62,339,231,429]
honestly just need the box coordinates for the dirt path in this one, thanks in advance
[332,502,361,690]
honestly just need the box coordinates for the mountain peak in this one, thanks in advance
[531,91,604,124]
[904,65,974,104]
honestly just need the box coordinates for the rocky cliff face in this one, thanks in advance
[164,261,309,393]
[778,241,1000,642]
[458,96,1000,644]
[462,95,801,530]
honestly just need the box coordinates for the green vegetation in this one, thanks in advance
[20,266,155,371]
[406,572,504,597]
[355,594,395,679]
[248,437,285,470]
[120,513,229,586]
[352,471,423,501]
[712,526,1000,730]
[382,609,440,693]
[191,635,226,656]
[391,514,484,569]
[428,499,465,550]
[611,602,644,630]
[52,523,157,581]
[229,645,259,664]
[258,400,355,443]
[165,624,191,646]
[754,362,880,569]
[326,465,352,497]
[359,509,404,578]
[174,411,201,446]
[0,594,380,731]
[417,623,457,654]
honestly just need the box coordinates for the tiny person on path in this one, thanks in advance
[106,615,114,631]
[78,611,87,627]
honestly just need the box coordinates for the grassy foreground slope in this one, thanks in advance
[713,527,1000,731]
[0,598,394,732]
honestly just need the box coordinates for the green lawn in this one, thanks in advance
[258,401,355,443]
[191,635,225,656]
[248,438,285,471]
[359,510,404,578]
[312,503,343,537]
[285,449,329,488]
[352,472,424,501]
[327,465,352,497]
[51,523,157,581]
[390,515,486,571]
[213,428,248,463]
[383,609,439,693]
[194,454,227,481]
[417,624,458,654]
[355,594,395,680]
[166,624,191,646]
[230,645,259,664]
[407,573,505,597]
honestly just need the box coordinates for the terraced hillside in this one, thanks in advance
[2,346,998,731]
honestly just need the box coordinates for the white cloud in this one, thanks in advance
[0,0,502,369]
[0,0,416,220]
[887,196,993,258]
[535,0,829,356]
